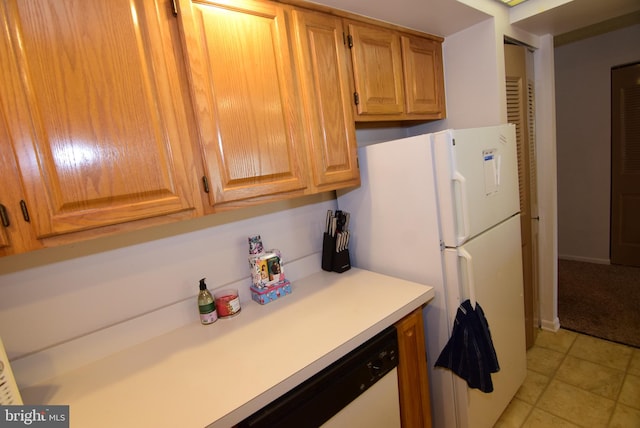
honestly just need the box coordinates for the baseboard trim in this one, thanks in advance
[541,317,560,332]
[558,255,610,265]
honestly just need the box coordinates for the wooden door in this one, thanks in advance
[0,106,41,256]
[395,308,432,428]
[611,62,640,267]
[346,21,404,117]
[0,135,11,251]
[290,9,359,191]
[0,0,197,239]
[505,43,539,349]
[0,116,16,252]
[176,0,308,206]
[401,35,445,117]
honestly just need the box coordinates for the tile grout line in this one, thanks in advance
[605,346,637,427]
[515,334,571,427]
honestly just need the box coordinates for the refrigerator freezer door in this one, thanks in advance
[337,135,457,428]
[433,124,520,247]
[442,214,526,428]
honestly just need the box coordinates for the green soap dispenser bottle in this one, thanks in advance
[198,278,218,325]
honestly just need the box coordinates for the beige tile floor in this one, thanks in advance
[495,329,640,427]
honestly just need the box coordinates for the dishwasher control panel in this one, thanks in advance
[364,338,397,386]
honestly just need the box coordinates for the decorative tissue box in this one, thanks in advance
[250,280,292,305]
[249,250,285,288]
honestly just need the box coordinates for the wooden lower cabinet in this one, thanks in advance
[396,307,433,428]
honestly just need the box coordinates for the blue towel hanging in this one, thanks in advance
[434,299,500,393]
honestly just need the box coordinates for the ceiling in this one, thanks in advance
[308,0,640,38]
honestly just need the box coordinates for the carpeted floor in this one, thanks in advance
[558,259,640,349]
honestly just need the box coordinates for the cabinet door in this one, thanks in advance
[290,9,359,191]
[396,308,433,428]
[177,0,308,206]
[0,119,14,252]
[0,0,198,239]
[401,35,445,117]
[347,21,404,116]
[0,110,40,256]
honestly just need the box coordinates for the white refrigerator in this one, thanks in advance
[337,124,526,428]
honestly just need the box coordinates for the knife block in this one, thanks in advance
[321,232,351,273]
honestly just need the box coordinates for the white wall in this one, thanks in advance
[555,23,640,264]
[0,193,335,383]
[412,17,504,136]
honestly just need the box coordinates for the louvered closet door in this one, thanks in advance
[505,43,539,349]
[611,62,640,267]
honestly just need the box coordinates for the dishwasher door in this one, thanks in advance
[321,367,400,428]
[237,326,401,428]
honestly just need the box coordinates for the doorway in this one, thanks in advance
[611,62,640,267]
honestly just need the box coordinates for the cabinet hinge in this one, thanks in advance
[347,34,353,49]
[171,0,178,16]
[19,200,30,222]
[202,176,210,194]
[353,92,360,106]
[0,204,9,228]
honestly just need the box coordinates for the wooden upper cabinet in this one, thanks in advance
[401,35,445,116]
[176,0,308,207]
[290,8,359,191]
[0,0,199,240]
[346,20,405,117]
[345,19,445,122]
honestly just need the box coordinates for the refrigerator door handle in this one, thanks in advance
[453,171,471,244]
[458,248,477,308]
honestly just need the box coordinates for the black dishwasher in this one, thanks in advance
[236,326,399,428]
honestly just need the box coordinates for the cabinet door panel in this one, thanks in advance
[0,108,40,255]
[1,0,196,238]
[0,125,12,250]
[178,0,307,205]
[396,308,433,428]
[402,35,445,116]
[291,9,359,190]
[347,22,404,116]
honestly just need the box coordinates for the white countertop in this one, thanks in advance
[20,268,434,428]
